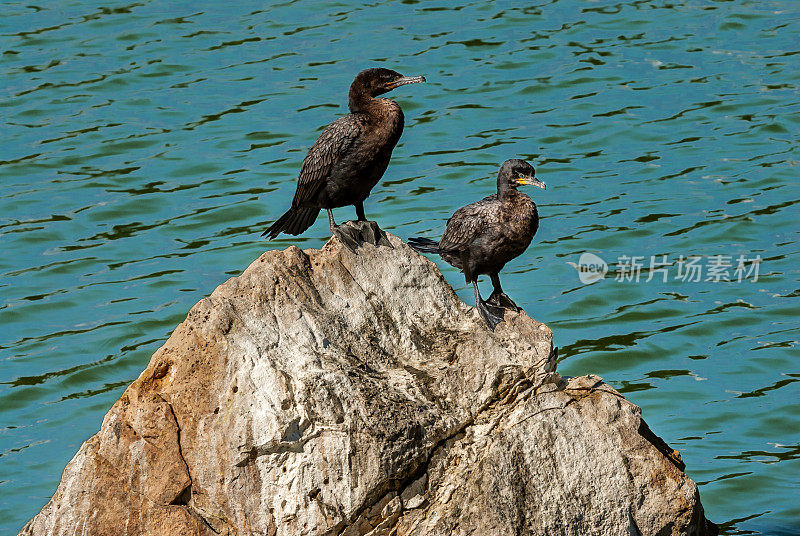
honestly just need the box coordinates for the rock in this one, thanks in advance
[400,474,427,510]
[18,233,716,536]
[393,374,711,535]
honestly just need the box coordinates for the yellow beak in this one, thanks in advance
[518,175,546,189]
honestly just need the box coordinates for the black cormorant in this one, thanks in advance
[263,68,425,250]
[409,159,545,330]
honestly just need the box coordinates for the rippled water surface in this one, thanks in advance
[2,0,799,533]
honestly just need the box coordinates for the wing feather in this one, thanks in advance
[438,195,497,251]
[292,115,364,206]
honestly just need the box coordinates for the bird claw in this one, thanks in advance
[332,225,361,252]
[487,291,520,312]
[477,299,506,331]
[332,221,392,252]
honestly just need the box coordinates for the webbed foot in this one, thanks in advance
[332,220,392,252]
[487,291,520,312]
[477,298,506,331]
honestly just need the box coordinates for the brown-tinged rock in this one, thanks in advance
[18,233,715,536]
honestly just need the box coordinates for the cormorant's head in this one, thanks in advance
[498,159,545,192]
[352,68,426,98]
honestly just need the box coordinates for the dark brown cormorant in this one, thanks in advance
[263,68,425,249]
[409,159,545,330]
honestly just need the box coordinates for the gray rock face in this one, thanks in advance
[19,233,716,536]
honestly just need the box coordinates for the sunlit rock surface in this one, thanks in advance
[19,232,716,536]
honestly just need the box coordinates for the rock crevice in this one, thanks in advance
[155,392,193,505]
[19,233,715,536]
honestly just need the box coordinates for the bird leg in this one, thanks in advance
[328,209,391,252]
[355,201,367,222]
[329,209,362,252]
[473,280,505,331]
[487,273,520,312]
[327,208,337,231]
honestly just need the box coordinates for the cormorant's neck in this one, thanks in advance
[497,178,517,201]
[349,86,376,114]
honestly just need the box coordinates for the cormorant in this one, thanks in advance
[263,68,426,250]
[409,159,545,330]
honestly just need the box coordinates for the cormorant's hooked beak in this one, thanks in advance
[385,75,426,90]
[517,174,546,190]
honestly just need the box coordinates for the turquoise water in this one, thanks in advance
[1,0,799,533]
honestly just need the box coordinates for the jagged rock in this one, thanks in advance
[18,233,716,536]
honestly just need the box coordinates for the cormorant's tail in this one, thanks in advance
[408,237,440,254]
[262,207,320,239]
